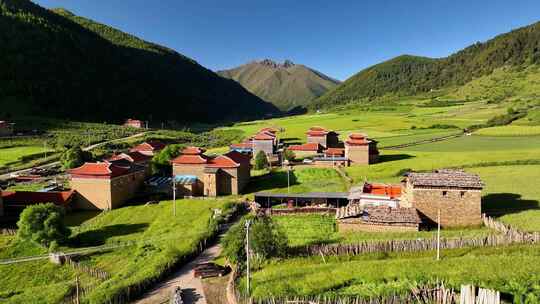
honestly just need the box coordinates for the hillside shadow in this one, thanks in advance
[70,223,148,247]
[245,171,299,193]
[378,154,415,163]
[281,137,301,145]
[482,193,540,216]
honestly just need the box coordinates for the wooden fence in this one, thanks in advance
[238,283,501,304]
[380,132,464,150]
[65,256,110,280]
[0,228,17,236]
[266,208,336,216]
[294,215,539,257]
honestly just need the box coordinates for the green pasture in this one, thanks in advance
[245,245,540,300]
[0,146,53,167]
[475,125,540,136]
[0,198,232,303]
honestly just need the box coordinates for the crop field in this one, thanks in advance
[474,125,540,136]
[0,145,53,167]
[0,198,232,303]
[273,215,492,248]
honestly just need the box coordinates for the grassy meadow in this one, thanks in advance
[0,198,232,303]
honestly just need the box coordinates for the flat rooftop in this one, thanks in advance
[254,192,349,199]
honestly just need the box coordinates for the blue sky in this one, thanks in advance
[34,0,540,80]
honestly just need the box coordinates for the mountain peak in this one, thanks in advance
[256,59,295,69]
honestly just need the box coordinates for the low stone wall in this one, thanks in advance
[338,220,419,232]
[267,207,336,216]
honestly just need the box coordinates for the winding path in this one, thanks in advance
[133,242,223,304]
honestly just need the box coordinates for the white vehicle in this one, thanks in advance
[302,159,313,164]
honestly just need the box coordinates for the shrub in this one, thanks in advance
[254,151,269,170]
[283,149,296,161]
[222,216,288,266]
[17,203,71,250]
[60,146,92,169]
[151,144,184,174]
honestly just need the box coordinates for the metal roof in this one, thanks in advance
[173,175,198,184]
[146,176,172,187]
[254,192,349,199]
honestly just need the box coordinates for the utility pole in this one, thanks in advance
[172,178,176,216]
[436,207,441,261]
[287,166,290,193]
[245,219,251,297]
[75,276,80,304]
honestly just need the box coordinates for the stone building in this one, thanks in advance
[306,127,339,148]
[130,141,166,156]
[170,147,251,197]
[0,190,75,217]
[344,133,379,165]
[400,169,484,227]
[0,121,14,137]
[287,142,323,158]
[68,162,146,210]
[124,118,144,128]
[337,206,421,232]
[251,132,276,156]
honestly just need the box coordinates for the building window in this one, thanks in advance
[442,191,448,196]
[460,191,466,197]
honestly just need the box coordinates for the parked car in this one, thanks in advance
[193,262,229,279]
[302,159,313,164]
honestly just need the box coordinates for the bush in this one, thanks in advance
[222,216,288,266]
[283,149,296,161]
[17,203,71,250]
[254,151,269,170]
[151,144,184,175]
[60,146,92,169]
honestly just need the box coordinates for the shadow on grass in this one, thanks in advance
[281,137,301,145]
[482,193,540,215]
[244,170,299,193]
[377,154,415,163]
[70,223,149,247]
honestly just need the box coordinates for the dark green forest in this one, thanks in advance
[314,21,540,109]
[0,0,279,123]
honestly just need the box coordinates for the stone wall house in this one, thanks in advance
[251,133,275,156]
[171,147,251,197]
[306,127,339,148]
[400,169,484,227]
[344,133,379,165]
[68,162,146,210]
[124,118,144,128]
[338,206,421,232]
[0,190,75,217]
[0,121,14,137]
[129,141,166,156]
[108,151,153,176]
[287,142,323,158]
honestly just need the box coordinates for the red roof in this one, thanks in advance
[345,133,371,146]
[224,150,251,165]
[230,142,253,149]
[109,151,152,163]
[68,162,131,178]
[1,190,75,207]
[325,148,345,156]
[182,146,206,155]
[170,154,208,165]
[363,183,402,198]
[253,133,275,141]
[288,143,321,152]
[206,155,240,168]
[130,141,166,152]
[259,127,278,134]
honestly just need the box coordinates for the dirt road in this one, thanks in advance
[133,243,223,304]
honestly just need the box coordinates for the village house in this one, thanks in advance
[171,147,251,197]
[348,182,402,208]
[287,142,323,158]
[123,118,145,128]
[107,151,153,176]
[344,133,379,165]
[0,121,14,137]
[306,126,339,148]
[129,141,166,156]
[0,190,75,218]
[68,161,146,210]
[400,169,484,227]
[251,131,276,156]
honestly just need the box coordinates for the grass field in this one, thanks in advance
[244,245,540,300]
[0,198,233,303]
[0,146,53,167]
[475,125,540,136]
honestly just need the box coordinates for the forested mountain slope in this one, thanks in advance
[314,21,540,109]
[0,0,279,123]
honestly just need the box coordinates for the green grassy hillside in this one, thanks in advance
[218,60,340,111]
[0,0,279,123]
[314,20,540,109]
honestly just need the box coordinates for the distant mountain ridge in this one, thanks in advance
[0,0,279,123]
[314,20,540,109]
[218,59,340,111]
